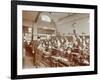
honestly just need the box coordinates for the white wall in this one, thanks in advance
[0,0,99,80]
[56,14,89,35]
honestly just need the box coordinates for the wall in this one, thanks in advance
[57,14,89,35]
[0,0,99,80]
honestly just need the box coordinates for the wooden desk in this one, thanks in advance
[51,56,70,67]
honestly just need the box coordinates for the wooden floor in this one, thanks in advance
[23,54,47,68]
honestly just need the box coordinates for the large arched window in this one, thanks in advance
[41,15,51,22]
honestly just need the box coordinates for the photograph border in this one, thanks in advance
[11,0,97,79]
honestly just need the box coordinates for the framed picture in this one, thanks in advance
[11,0,97,79]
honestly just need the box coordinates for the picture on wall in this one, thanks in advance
[11,0,97,79]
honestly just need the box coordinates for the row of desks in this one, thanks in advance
[35,49,89,67]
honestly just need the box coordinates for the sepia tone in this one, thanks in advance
[22,11,90,68]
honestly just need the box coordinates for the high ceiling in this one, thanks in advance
[22,11,89,35]
[22,11,75,27]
